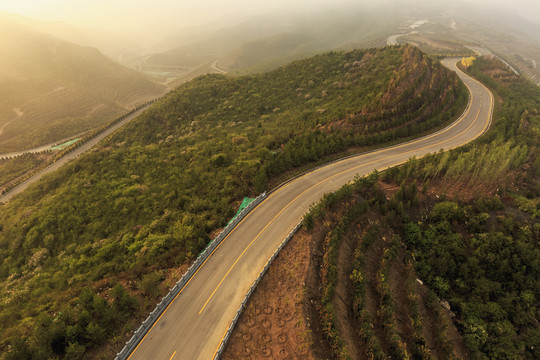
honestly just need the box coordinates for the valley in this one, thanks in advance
[0,20,165,154]
[0,101,156,202]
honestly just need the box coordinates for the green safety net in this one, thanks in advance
[227,197,255,226]
[50,138,80,150]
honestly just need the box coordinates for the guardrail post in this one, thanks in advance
[212,221,302,360]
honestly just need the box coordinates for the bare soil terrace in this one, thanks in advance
[222,180,470,359]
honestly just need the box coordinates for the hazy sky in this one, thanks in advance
[0,0,355,33]
[0,0,539,36]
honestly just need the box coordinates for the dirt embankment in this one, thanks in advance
[221,228,329,359]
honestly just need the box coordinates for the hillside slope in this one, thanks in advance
[0,46,467,359]
[219,8,402,75]
[0,20,164,152]
[222,56,540,360]
[0,11,146,64]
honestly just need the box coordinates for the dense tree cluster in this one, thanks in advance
[384,56,540,359]
[5,286,137,359]
[0,154,43,190]
[403,197,539,359]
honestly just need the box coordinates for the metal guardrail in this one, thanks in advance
[115,192,267,360]
[213,221,302,359]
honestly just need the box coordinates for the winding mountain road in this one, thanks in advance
[210,59,227,74]
[127,58,493,360]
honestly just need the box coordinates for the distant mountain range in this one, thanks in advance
[0,18,164,152]
[134,2,540,81]
[133,7,403,73]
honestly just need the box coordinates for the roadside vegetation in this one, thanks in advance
[0,46,467,359]
[0,102,156,197]
[225,55,538,359]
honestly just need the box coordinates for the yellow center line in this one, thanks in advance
[209,74,491,359]
[259,79,473,192]
[199,104,483,314]
[169,351,177,360]
[125,196,271,359]
[126,172,284,359]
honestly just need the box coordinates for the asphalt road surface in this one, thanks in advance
[210,59,227,74]
[128,57,493,360]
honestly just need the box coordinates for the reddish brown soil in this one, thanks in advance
[362,225,393,355]
[415,282,440,357]
[221,230,325,360]
[333,222,364,360]
[415,281,469,359]
[444,309,469,359]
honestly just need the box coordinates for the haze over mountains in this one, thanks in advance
[2,1,539,86]
[0,18,164,152]
[0,11,146,63]
[5,1,539,71]
[122,2,540,81]
[0,1,538,360]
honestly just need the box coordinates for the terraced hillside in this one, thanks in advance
[223,177,470,360]
[0,20,164,152]
[0,46,468,359]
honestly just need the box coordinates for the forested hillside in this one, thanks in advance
[222,56,539,360]
[0,20,164,152]
[0,46,467,359]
